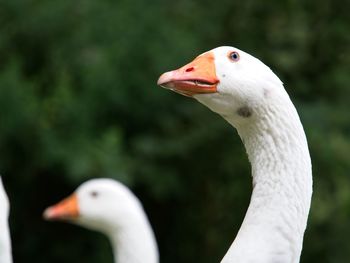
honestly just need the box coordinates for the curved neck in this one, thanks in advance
[0,216,12,263]
[221,92,312,263]
[108,214,159,263]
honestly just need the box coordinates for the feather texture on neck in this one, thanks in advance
[221,86,312,263]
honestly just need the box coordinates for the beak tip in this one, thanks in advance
[42,194,79,221]
[157,78,164,86]
[43,207,54,220]
[157,71,174,87]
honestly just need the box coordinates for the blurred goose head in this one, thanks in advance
[44,178,159,263]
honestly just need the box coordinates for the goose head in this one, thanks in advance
[158,47,312,263]
[158,46,284,127]
[44,178,145,234]
[44,179,159,263]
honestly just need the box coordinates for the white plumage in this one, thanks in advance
[0,177,13,263]
[158,46,312,263]
[44,178,159,263]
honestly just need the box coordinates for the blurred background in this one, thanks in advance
[0,0,349,262]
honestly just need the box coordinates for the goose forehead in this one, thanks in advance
[210,47,281,84]
[77,179,134,204]
[212,46,245,57]
[79,179,122,192]
[196,46,236,58]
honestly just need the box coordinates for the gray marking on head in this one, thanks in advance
[237,106,252,118]
[222,74,226,78]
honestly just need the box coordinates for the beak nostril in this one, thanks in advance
[185,67,194,72]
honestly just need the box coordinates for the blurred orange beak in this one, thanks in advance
[43,193,79,221]
[157,52,219,97]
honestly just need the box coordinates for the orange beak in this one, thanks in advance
[157,52,219,97]
[43,193,79,221]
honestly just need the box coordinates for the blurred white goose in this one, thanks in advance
[0,177,13,263]
[158,46,312,263]
[43,178,159,263]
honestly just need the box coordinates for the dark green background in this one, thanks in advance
[0,0,349,262]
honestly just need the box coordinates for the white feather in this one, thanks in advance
[0,177,13,263]
[194,46,312,263]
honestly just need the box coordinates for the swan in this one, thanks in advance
[158,46,312,263]
[0,177,13,263]
[43,178,159,263]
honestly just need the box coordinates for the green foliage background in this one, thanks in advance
[0,0,349,262]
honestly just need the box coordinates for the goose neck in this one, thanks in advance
[222,98,312,263]
[108,216,159,263]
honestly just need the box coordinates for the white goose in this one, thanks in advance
[43,178,159,263]
[158,46,312,263]
[0,177,13,263]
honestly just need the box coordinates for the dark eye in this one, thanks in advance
[229,51,240,62]
[90,191,99,198]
